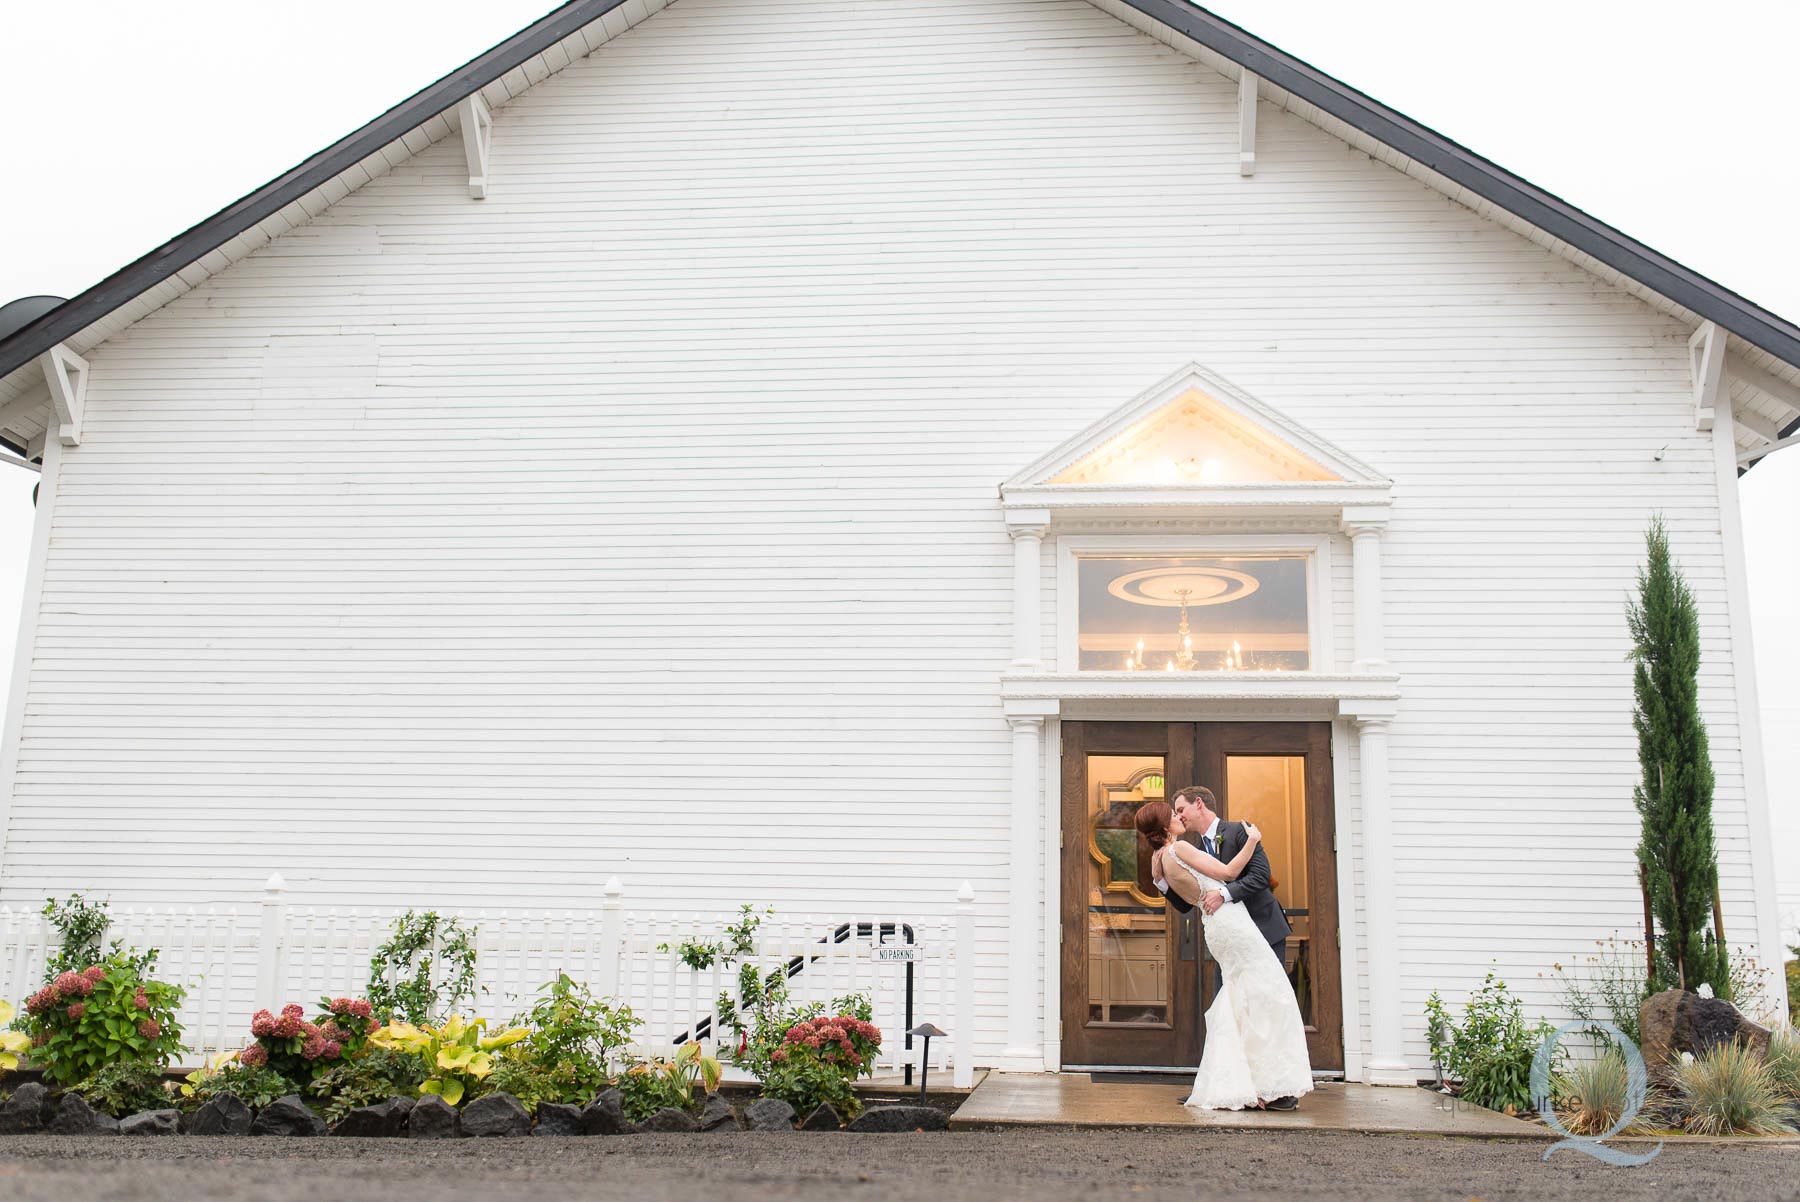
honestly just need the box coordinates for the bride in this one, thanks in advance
[1133,800,1314,1111]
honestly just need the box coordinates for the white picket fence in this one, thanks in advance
[0,878,977,1088]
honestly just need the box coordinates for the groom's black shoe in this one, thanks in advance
[1264,1096,1300,1111]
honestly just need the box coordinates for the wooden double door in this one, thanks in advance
[1060,721,1341,1072]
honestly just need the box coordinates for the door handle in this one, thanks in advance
[1177,908,1199,962]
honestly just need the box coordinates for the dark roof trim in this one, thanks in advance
[4,0,1800,444]
[0,0,633,384]
[1116,0,1800,377]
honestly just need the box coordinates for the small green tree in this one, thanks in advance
[1628,517,1728,996]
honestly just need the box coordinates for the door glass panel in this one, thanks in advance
[1224,755,1314,1026]
[1085,754,1169,1026]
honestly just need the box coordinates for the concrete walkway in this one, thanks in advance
[950,1074,1554,1139]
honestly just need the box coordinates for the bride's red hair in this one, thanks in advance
[1134,801,1173,850]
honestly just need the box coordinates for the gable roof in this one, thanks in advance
[2,0,1796,462]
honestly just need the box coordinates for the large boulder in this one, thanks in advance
[406,1094,460,1140]
[696,1093,739,1132]
[743,1097,796,1132]
[847,1105,949,1133]
[252,1095,327,1137]
[640,1107,700,1133]
[579,1089,637,1136]
[0,1082,50,1134]
[118,1108,180,1136]
[532,1102,583,1137]
[48,1093,118,1136]
[460,1092,531,1138]
[799,1103,842,1131]
[187,1092,254,1136]
[333,1097,414,1138]
[1639,988,1773,1067]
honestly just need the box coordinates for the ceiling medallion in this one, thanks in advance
[1106,565,1260,608]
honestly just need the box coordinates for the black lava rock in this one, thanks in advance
[333,1096,414,1138]
[251,1095,327,1137]
[799,1104,842,1131]
[847,1105,949,1133]
[743,1097,797,1131]
[579,1089,637,1136]
[187,1092,254,1136]
[697,1093,739,1132]
[0,1082,49,1134]
[406,1094,460,1140]
[461,1092,531,1138]
[640,1106,700,1133]
[119,1108,180,1136]
[532,1101,582,1136]
[48,1093,118,1136]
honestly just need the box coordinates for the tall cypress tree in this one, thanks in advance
[1628,516,1728,995]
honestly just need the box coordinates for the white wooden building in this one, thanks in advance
[0,0,1793,1082]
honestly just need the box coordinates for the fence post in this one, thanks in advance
[255,874,288,1003]
[953,881,975,1088]
[597,876,624,1001]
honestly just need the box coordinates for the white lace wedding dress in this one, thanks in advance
[1169,851,1315,1110]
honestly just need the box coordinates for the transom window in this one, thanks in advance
[1076,554,1311,672]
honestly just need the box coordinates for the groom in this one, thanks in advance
[1152,784,1300,1110]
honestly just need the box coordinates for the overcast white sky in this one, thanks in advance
[0,1,1796,916]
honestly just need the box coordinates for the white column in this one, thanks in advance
[1343,508,1390,674]
[1348,707,1410,1084]
[1007,513,1049,671]
[1001,713,1045,1069]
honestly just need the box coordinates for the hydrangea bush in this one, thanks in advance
[241,997,376,1081]
[760,1013,882,1119]
[21,954,185,1084]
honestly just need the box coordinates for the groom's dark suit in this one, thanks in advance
[1159,820,1291,966]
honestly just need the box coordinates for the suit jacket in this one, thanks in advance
[1157,821,1291,948]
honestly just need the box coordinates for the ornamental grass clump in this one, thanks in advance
[1555,1050,1643,1136]
[20,954,184,1084]
[1673,1042,1793,1136]
[1764,1026,1800,1102]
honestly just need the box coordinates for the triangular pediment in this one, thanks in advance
[1006,365,1386,493]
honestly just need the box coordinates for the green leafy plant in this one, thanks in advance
[71,1060,175,1118]
[20,953,185,1084]
[1672,1041,1793,1135]
[367,911,480,1024]
[367,1015,527,1106]
[758,1008,882,1121]
[1629,517,1729,996]
[497,974,640,1106]
[307,1046,429,1122]
[660,905,771,972]
[180,1053,301,1110]
[614,1043,722,1123]
[1425,970,1555,1115]
[0,1001,29,1080]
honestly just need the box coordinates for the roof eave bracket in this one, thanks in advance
[38,343,87,446]
[1237,69,1258,177]
[1689,320,1726,432]
[458,93,493,200]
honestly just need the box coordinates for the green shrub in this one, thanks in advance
[1763,1026,1800,1103]
[496,973,639,1107]
[1672,1041,1793,1135]
[72,1060,175,1118]
[306,1046,427,1122]
[1425,970,1555,1115]
[181,1058,301,1111]
[20,953,186,1084]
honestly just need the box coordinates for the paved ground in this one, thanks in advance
[1,1130,1796,1202]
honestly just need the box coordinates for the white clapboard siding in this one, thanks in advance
[0,0,1770,1071]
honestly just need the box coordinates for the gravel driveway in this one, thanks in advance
[0,1129,1795,1202]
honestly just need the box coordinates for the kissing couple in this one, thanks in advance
[1137,785,1314,1111]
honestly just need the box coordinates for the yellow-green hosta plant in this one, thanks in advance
[369,1015,527,1105]
[0,1000,31,1076]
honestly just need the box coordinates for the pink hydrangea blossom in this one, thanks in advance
[250,1009,276,1037]
[137,1018,161,1040]
[65,1002,86,1020]
[322,1040,342,1060]
[132,989,150,1010]
[239,1043,268,1068]
[82,964,105,982]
